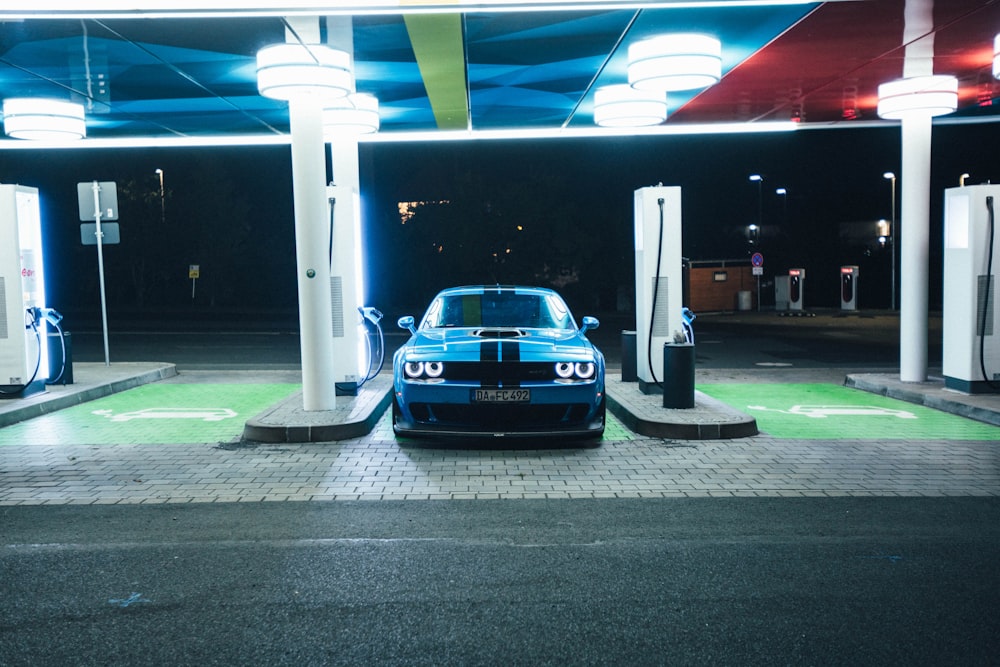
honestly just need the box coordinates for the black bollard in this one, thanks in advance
[662,342,694,408]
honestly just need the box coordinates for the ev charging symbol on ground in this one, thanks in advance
[746,404,917,419]
[92,408,238,422]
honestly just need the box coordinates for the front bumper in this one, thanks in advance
[393,379,605,439]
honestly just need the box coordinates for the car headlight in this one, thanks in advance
[554,362,575,379]
[574,362,595,379]
[404,360,444,379]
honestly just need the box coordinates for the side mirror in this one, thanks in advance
[580,316,600,334]
[397,315,416,334]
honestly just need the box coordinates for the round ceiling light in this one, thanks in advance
[877,75,958,120]
[323,93,380,137]
[2,98,86,141]
[994,34,999,79]
[256,43,354,101]
[628,34,722,93]
[593,84,668,128]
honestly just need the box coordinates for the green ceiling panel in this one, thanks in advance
[403,13,469,130]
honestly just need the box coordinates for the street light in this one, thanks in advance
[883,171,896,310]
[749,173,763,229]
[155,168,165,224]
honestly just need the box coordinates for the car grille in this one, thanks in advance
[410,403,590,429]
[441,361,556,383]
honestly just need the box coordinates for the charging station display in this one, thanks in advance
[788,268,805,311]
[840,265,859,311]
[943,184,1000,393]
[0,184,48,398]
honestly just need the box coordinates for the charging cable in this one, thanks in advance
[646,197,665,389]
[980,196,999,390]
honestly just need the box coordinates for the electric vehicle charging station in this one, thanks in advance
[942,184,1000,393]
[840,265,859,311]
[328,184,363,394]
[788,268,806,311]
[634,185,684,393]
[0,184,50,399]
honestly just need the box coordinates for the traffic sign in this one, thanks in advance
[751,252,764,267]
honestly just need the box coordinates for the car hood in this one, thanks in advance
[403,328,598,362]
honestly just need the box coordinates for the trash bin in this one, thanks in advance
[621,330,637,382]
[46,332,73,385]
[662,342,694,408]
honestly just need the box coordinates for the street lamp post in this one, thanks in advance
[155,168,165,224]
[883,171,896,310]
[749,174,763,312]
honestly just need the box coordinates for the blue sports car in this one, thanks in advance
[392,285,606,439]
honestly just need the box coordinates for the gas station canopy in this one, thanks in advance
[1,0,998,145]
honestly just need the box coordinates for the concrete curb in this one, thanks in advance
[606,375,758,440]
[242,375,393,443]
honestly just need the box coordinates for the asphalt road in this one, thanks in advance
[2,497,997,666]
[65,308,927,372]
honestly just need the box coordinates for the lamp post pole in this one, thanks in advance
[749,175,763,311]
[883,171,896,311]
[155,168,165,225]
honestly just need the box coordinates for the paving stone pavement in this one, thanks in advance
[1,365,999,505]
[2,408,998,505]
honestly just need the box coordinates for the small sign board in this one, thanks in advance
[81,222,120,245]
[77,181,119,221]
[189,264,200,279]
[752,266,764,276]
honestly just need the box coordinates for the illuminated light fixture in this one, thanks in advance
[627,33,722,92]
[323,92,380,136]
[994,34,999,79]
[2,98,86,141]
[876,75,958,120]
[593,85,667,128]
[256,43,353,101]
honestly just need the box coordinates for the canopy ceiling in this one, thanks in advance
[1,0,998,145]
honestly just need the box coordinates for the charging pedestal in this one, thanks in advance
[942,184,1000,393]
[0,184,49,399]
[788,268,805,311]
[328,184,363,395]
[840,265,859,311]
[634,185,683,394]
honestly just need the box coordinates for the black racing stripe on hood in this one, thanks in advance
[501,340,521,388]
[480,339,500,388]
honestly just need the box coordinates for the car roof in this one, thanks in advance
[434,285,559,298]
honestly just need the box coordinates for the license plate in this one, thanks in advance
[472,389,530,403]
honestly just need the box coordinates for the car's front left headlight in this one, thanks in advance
[554,361,596,380]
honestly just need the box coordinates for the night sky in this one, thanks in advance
[1,121,997,329]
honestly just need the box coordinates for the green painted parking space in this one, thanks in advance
[0,384,299,446]
[700,383,1000,440]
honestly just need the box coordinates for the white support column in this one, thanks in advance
[290,96,338,410]
[899,116,932,382]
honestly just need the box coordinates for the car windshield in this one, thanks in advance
[421,291,575,330]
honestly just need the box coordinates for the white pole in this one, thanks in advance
[91,181,110,366]
[899,116,931,382]
[289,97,337,410]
